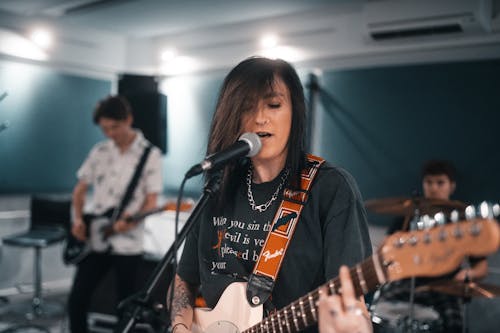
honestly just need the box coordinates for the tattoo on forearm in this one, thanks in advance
[171,277,195,321]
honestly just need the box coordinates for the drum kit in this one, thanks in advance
[365,196,500,333]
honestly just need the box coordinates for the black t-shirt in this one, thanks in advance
[178,162,372,332]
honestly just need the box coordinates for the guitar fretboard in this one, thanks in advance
[240,215,500,333]
[242,254,385,333]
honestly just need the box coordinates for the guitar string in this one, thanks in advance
[257,263,380,332]
[244,258,382,333]
[269,225,477,333]
[244,220,484,332]
[250,223,461,332]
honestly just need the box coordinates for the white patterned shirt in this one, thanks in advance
[77,130,163,254]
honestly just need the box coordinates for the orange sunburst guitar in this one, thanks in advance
[192,218,499,333]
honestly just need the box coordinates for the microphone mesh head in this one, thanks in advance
[239,132,262,157]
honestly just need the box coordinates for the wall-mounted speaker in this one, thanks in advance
[118,75,167,154]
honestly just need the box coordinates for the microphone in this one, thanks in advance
[185,132,261,178]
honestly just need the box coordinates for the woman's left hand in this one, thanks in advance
[112,214,135,233]
[317,266,373,333]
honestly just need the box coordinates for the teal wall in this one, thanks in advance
[161,72,225,195]
[1,58,498,208]
[0,61,111,193]
[316,60,500,216]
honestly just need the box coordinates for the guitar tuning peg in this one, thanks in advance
[479,201,493,219]
[416,220,425,230]
[450,210,460,223]
[417,219,425,230]
[493,203,500,218]
[465,205,476,220]
[434,212,446,225]
[421,215,434,229]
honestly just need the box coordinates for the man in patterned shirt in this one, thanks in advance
[67,95,163,333]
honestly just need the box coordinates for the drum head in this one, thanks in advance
[371,301,442,333]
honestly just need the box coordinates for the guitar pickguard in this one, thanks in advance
[89,216,113,252]
[203,321,240,333]
[193,282,262,333]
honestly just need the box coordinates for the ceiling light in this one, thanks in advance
[261,34,279,48]
[160,56,200,76]
[160,48,177,61]
[30,28,52,49]
[0,28,47,61]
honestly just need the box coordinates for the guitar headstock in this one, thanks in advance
[379,217,499,282]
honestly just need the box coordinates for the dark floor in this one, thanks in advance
[2,285,500,332]
[0,289,164,333]
[0,291,68,333]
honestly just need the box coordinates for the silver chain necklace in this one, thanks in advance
[246,166,289,213]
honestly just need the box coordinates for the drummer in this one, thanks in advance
[381,159,488,332]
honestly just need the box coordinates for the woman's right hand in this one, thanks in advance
[71,218,87,241]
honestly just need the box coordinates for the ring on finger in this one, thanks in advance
[345,305,363,316]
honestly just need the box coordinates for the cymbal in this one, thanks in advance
[416,280,500,298]
[364,197,467,216]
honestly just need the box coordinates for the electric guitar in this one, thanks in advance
[63,207,119,265]
[63,201,193,265]
[192,217,500,333]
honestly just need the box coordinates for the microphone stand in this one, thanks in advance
[462,267,471,333]
[114,174,221,333]
[406,194,421,333]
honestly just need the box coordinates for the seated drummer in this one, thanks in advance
[381,159,488,333]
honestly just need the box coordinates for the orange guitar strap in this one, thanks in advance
[246,154,325,307]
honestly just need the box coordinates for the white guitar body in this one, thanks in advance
[192,282,263,333]
[89,216,112,252]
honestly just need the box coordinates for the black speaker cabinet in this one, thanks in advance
[126,92,167,154]
[119,74,158,94]
[118,74,167,154]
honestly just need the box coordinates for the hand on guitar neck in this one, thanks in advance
[65,201,189,265]
[70,212,137,242]
[317,266,372,333]
[102,213,139,239]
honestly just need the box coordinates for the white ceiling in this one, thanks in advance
[0,0,348,38]
[0,0,352,37]
[0,0,498,76]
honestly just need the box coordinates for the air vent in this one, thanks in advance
[363,0,486,42]
[371,23,463,41]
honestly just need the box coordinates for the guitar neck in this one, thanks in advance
[101,206,162,239]
[241,217,500,333]
[242,255,384,333]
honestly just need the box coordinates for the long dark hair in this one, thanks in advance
[207,57,307,206]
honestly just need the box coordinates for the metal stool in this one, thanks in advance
[2,196,70,319]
